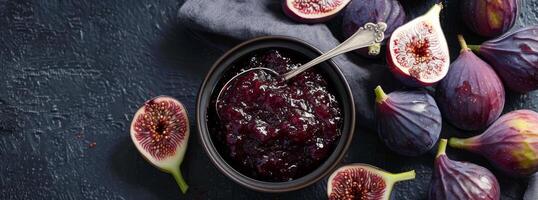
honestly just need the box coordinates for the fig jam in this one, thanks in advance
[211,49,342,181]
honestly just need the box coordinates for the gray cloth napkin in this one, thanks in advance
[524,173,538,200]
[178,0,397,129]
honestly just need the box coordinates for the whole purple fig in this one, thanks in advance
[449,110,538,177]
[462,0,518,37]
[429,139,501,200]
[468,26,538,93]
[342,0,406,57]
[436,35,505,131]
[375,86,441,156]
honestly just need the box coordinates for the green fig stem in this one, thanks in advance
[390,170,416,183]
[374,86,388,104]
[457,35,470,52]
[467,44,481,52]
[448,137,468,150]
[436,139,448,158]
[368,43,381,56]
[171,169,189,194]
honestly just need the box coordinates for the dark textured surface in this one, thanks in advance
[0,0,537,199]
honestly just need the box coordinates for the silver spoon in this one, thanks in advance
[216,22,387,118]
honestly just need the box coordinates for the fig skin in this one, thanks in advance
[449,110,538,177]
[341,0,406,57]
[375,86,442,156]
[429,139,501,200]
[327,163,415,200]
[468,26,538,93]
[462,0,518,37]
[436,35,505,131]
[282,0,351,23]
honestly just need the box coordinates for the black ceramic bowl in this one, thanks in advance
[196,36,355,192]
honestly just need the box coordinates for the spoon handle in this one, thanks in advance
[283,22,387,81]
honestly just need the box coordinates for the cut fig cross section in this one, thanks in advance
[327,163,415,200]
[387,3,450,87]
[130,96,190,194]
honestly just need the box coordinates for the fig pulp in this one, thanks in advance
[449,110,538,177]
[130,96,190,193]
[375,86,441,156]
[327,163,415,200]
[468,26,538,93]
[386,3,450,87]
[429,139,501,200]
[462,0,518,37]
[282,0,351,23]
[436,35,505,131]
[341,0,406,57]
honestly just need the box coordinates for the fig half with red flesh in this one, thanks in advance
[283,0,351,23]
[387,3,450,87]
[429,139,501,200]
[130,96,190,193]
[327,163,415,200]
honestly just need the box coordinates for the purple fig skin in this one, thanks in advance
[469,26,538,93]
[461,0,518,37]
[436,35,505,131]
[342,0,406,57]
[429,139,501,200]
[375,86,441,156]
[449,110,538,177]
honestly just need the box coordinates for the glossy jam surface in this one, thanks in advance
[213,49,342,181]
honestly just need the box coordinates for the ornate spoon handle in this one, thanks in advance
[283,22,387,81]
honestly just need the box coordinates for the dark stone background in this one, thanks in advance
[0,0,536,199]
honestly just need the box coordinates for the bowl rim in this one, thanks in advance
[196,35,356,193]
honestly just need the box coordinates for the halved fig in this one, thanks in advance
[327,163,415,200]
[386,3,450,87]
[130,96,190,194]
[282,0,351,23]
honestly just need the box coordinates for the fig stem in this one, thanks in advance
[436,139,448,158]
[390,170,416,183]
[171,169,189,194]
[457,35,470,52]
[467,44,481,52]
[374,86,388,103]
[368,43,381,56]
[448,137,467,150]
